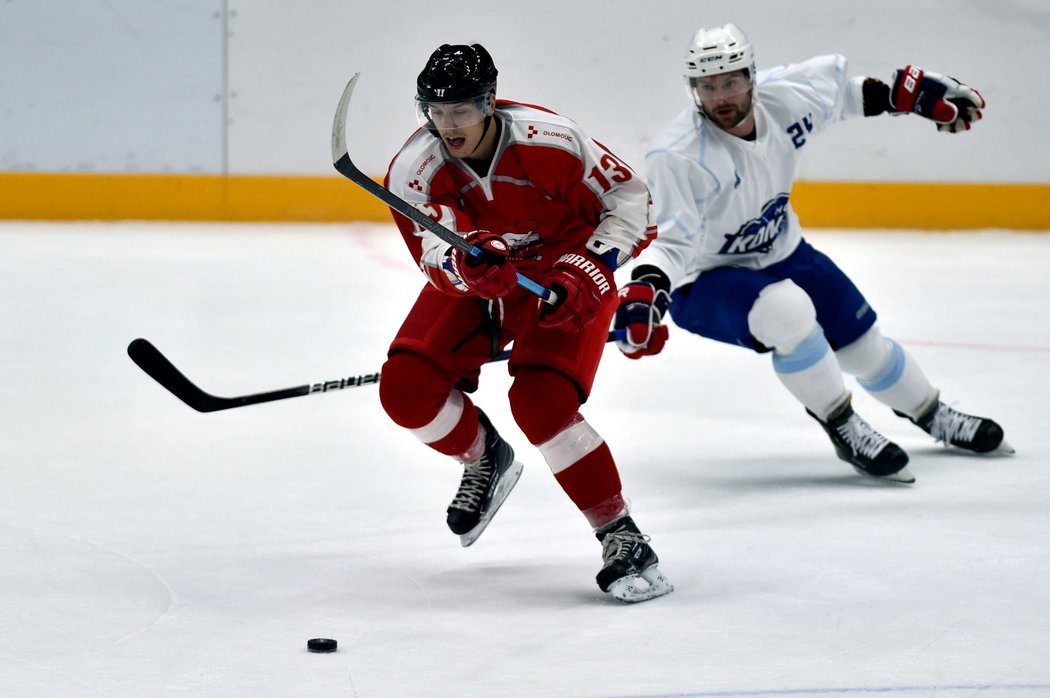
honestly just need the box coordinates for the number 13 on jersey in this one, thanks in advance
[588,153,633,192]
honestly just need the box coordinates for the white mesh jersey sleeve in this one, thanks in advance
[500,104,655,267]
[385,132,467,275]
[637,54,863,290]
[758,54,865,129]
[577,134,656,267]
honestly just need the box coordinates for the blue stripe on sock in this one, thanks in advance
[772,328,830,374]
[858,339,906,392]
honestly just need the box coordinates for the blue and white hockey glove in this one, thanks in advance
[614,280,670,360]
[890,65,985,133]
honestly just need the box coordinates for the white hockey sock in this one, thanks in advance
[837,331,935,418]
[771,327,848,420]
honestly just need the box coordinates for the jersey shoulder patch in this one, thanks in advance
[499,102,584,155]
[388,131,448,196]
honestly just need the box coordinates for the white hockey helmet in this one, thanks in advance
[684,23,755,79]
[684,24,755,108]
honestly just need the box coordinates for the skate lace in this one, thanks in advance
[601,530,650,564]
[448,456,494,512]
[836,414,890,458]
[928,404,981,446]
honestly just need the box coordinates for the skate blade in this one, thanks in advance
[992,439,1015,455]
[459,460,524,548]
[608,566,674,604]
[854,465,915,484]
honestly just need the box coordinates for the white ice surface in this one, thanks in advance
[1,222,1048,697]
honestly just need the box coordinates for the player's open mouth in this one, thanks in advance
[445,136,466,149]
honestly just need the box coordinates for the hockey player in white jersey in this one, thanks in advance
[615,24,1010,483]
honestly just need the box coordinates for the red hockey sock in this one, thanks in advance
[379,350,479,456]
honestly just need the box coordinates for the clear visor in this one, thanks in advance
[415,94,491,130]
[689,71,752,102]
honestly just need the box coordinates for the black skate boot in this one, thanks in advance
[895,396,1010,454]
[595,515,673,603]
[446,408,523,547]
[808,396,913,483]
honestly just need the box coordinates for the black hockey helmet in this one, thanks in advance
[416,44,498,104]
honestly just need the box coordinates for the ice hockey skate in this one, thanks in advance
[446,409,524,547]
[595,515,673,603]
[808,396,914,483]
[895,394,1013,455]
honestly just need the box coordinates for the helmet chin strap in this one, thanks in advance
[729,107,753,129]
[468,116,491,156]
[467,96,496,156]
[465,113,499,158]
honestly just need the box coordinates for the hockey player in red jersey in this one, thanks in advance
[377,43,671,602]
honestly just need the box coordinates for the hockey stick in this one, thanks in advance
[127,338,380,413]
[330,72,558,305]
[128,331,625,413]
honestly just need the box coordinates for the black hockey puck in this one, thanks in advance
[307,638,338,653]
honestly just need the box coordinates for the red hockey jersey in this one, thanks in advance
[384,100,656,294]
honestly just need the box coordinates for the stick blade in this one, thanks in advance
[331,72,361,164]
[128,338,315,413]
[127,338,222,412]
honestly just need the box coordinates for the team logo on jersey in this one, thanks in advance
[524,125,573,143]
[416,154,436,176]
[502,230,543,261]
[719,194,790,255]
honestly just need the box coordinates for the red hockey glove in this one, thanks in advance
[449,231,518,299]
[538,253,614,332]
[890,65,985,133]
[614,281,670,359]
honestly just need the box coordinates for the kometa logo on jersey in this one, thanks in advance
[719,195,790,255]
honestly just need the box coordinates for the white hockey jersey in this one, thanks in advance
[636,54,867,290]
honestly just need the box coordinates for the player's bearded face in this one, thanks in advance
[695,71,754,130]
